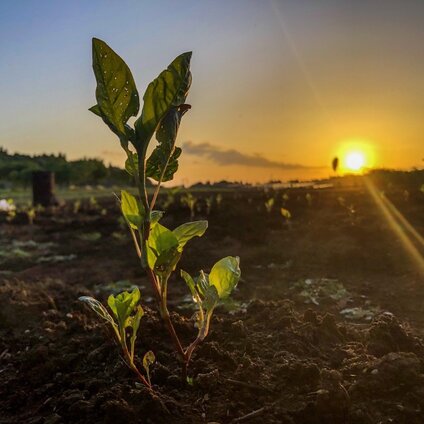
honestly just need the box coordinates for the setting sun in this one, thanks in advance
[345,151,365,171]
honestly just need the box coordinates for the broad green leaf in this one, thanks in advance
[154,247,181,278]
[92,38,139,138]
[173,221,208,250]
[181,269,197,300]
[156,105,190,149]
[89,104,102,116]
[121,190,144,229]
[146,146,182,182]
[202,285,220,311]
[145,105,190,182]
[129,305,144,358]
[108,288,140,329]
[209,256,241,299]
[196,270,210,298]
[129,305,144,335]
[79,296,116,326]
[146,223,179,269]
[150,210,164,227]
[125,152,138,177]
[135,52,192,148]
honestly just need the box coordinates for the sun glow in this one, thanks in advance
[336,139,375,174]
[345,151,365,171]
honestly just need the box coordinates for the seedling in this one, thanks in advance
[0,198,16,222]
[264,197,274,213]
[281,207,291,221]
[181,192,196,220]
[205,195,214,215]
[163,187,181,209]
[215,193,223,207]
[79,288,154,389]
[79,38,241,382]
[73,199,81,214]
[305,193,312,207]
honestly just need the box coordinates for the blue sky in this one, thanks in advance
[1,0,423,183]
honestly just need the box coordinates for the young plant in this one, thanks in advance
[80,38,241,381]
[181,192,196,220]
[0,198,16,222]
[280,207,291,223]
[79,288,154,389]
[264,197,275,213]
[181,256,240,368]
[305,192,312,207]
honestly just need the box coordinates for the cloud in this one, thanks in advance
[182,141,321,170]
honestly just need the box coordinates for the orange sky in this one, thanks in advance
[1,0,423,184]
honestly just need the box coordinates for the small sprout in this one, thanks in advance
[280,207,291,220]
[181,192,196,220]
[79,288,153,389]
[89,196,99,210]
[181,256,241,370]
[215,193,223,207]
[264,198,274,213]
[73,199,81,214]
[305,193,312,207]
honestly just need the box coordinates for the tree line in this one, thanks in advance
[0,147,133,187]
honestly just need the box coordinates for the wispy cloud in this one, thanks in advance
[183,141,321,170]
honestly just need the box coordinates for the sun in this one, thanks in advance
[345,151,365,171]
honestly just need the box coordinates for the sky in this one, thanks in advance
[0,0,423,184]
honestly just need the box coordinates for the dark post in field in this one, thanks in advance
[32,171,57,207]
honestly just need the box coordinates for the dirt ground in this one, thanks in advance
[1,181,423,423]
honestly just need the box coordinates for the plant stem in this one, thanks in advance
[150,153,172,210]
[184,309,212,370]
[158,277,185,360]
[122,341,152,389]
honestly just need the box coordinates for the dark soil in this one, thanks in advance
[1,182,423,423]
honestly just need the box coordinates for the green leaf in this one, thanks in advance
[124,152,138,177]
[129,305,144,359]
[280,208,291,219]
[202,285,220,311]
[79,296,116,327]
[146,223,179,269]
[129,305,144,335]
[121,190,144,229]
[181,269,197,300]
[135,52,192,149]
[150,210,164,227]
[209,256,241,299]
[173,221,208,250]
[145,105,190,182]
[107,288,140,329]
[146,146,182,182]
[91,38,139,138]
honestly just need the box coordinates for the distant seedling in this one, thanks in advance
[181,192,196,220]
[79,38,241,385]
[281,207,291,222]
[265,197,275,213]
